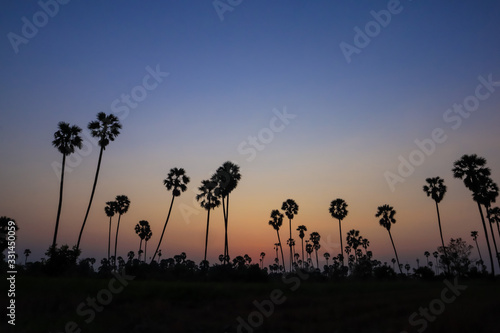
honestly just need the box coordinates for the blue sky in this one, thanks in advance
[1,0,500,269]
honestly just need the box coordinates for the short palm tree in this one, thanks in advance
[471,231,483,265]
[269,209,285,271]
[77,112,121,251]
[324,252,330,266]
[134,220,150,261]
[376,205,402,274]
[151,167,190,262]
[104,201,117,262]
[296,225,307,268]
[196,178,221,261]
[24,248,31,265]
[144,228,152,262]
[52,122,83,250]
[310,232,321,269]
[424,251,430,265]
[113,195,130,269]
[260,252,266,269]
[329,198,348,266]
[281,199,298,271]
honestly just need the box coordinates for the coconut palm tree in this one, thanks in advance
[471,231,483,265]
[104,201,117,262]
[452,154,495,275]
[134,220,150,261]
[375,205,402,274]
[310,232,321,269]
[151,167,190,262]
[296,225,307,268]
[77,112,121,251]
[489,207,500,240]
[329,198,348,266]
[214,161,241,264]
[52,122,83,250]
[196,178,221,261]
[24,248,31,265]
[113,195,130,269]
[269,209,285,271]
[423,177,450,272]
[281,199,299,271]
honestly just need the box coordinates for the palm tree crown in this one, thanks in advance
[375,204,396,231]
[452,154,491,193]
[164,167,190,197]
[52,122,83,155]
[88,112,121,149]
[423,177,447,203]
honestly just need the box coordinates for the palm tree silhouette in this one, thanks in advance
[305,241,313,268]
[260,252,266,269]
[376,205,402,274]
[104,201,117,262]
[296,225,307,268]
[310,232,321,269]
[113,195,130,269]
[433,251,439,274]
[24,248,31,265]
[196,178,221,261]
[214,161,241,264]
[324,252,330,267]
[329,198,348,266]
[51,122,83,250]
[77,112,121,251]
[151,167,190,262]
[424,251,430,265]
[269,209,285,272]
[489,207,500,240]
[453,154,495,275]
[471,231,483,266]
[405,263,411,275]
[423,177,450,272]
[391,258,396,270]
[281,199,299,272]
[144,228,152,262]
[134,220,150,261]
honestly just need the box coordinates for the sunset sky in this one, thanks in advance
[1,1,500,270]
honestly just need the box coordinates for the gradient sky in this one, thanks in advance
[1,0,500,270]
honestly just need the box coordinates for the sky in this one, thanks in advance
[1,0,500,271]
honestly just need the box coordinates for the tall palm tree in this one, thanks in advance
[329,198,348,266]
[296,225,307,268]
[196,178,221,261]
[452,154,495,275]
[214,161,241,264]
[104,201,117,262]
[151,167,190,262]
[269,209,285,272]
[423,177,450,272]
[471,231,483,265]
[310,232,321,269]
[77,112,121,251]
[134,220,150,261]
[376,204,402,274]
[113,195,130,269]
[281,199,298,272]
[52,122,83,250]
[489,207,500,240]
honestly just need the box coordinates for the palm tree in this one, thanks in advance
[489,207,500,240]
[405,263,411,275]
[423,177,450,272]
[77,112,121,251]
[310,232,321,269]
[144,228,152,262]
[375,205,402,274]
[24,249,31,265]
[134,220,150,261]
[433,251,439,274]
[51,122,83,250]
[113,195,130,269]
[196,178,221,261]
[269,209,285,271]
[324,252,330,267]
[391,258,396,271]
[305,241,313,268]
[329,198,348,266]
[296,225,307,268]
[452,154,495,275]
[104,201,117,262]
[214,161,241,264]
[471,231,483,265]
[424,251,430,265]
[151,167,190,262]
[260,252,266,269]
[281,199,299,272]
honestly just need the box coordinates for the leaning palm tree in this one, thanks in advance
[151,167,190,262]
[296,225,307,268]
[52,122,83,250]
[269,209,286,271]
[281,199,299,272]
[113,195,130,269]
[196,178,221,261]
[452,154,495,275]
[104,201,117,262]
[423,177,450,272]
[310,232,321,269]
[471,231,483,265]
[489,207,500,240]
[134,220,150,261]
[77,112,121,251]
[214,161,241,264]
[376,204,402,274]
[329,198,348,266]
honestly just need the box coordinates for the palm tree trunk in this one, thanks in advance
[289,219,293,271]
[276,230,285,272]
[224,195,230,264]
[474,238,483,264]
[138,239,143,261]
[338,219,343,266]
[485,205,500,269]
[113,213,122,270]
[222,195,227,264]
[301,238,305,269]
[477,202,495,275]
[77,145,104,251]
[388,230,402,274]
[52,154,66,250]
[107,217,112,262]
[151,195,175,263]
[144,241,148,262]
[315,249,319,269]
[496,221,500,243]
[204,208,211,261]
[435,201,450,274]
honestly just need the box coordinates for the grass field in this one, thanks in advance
[2,275,499,333]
